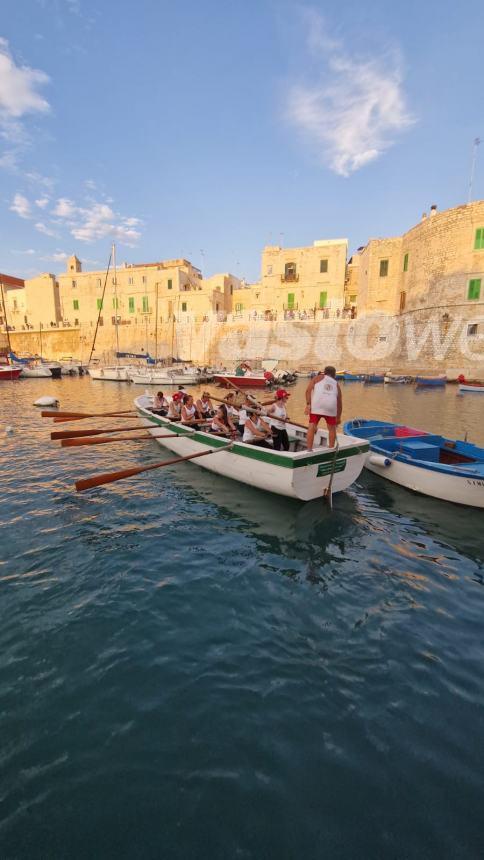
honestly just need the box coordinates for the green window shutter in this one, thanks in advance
[128,297,135,313]
[112,297,119,309]
[181,302,187,312]
[142,296,149,313]
[73,299,79,310]
[167,279,172,289]
[235,303,243,312]
[468,278,481,300]
[287,292,295,309]
[319,291,327,308]
[403,253,409,272]
[474,229,484,250]
[96,299,103,310]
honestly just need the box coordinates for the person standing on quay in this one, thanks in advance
[305,365,341,451]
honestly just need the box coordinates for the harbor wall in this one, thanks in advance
[8,308,484,376]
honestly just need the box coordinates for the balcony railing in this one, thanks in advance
[281,273,299,283]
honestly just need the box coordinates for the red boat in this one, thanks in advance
[0,364,21,380]
[213,363,274,388]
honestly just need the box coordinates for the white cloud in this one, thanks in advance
[0,149,17,169]
[0,38,50,118]
[35,196,49,208]
[84,178,97,191]
[35,221,58,237]
[10,192,31,218]
[71,202,141,245]
[40,250,69,262]
[53,196,77,218]
[285,21,414,176]
[12,248,36,255]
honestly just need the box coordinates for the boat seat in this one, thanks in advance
[399,440,440,462]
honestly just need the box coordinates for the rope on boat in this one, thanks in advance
[324,440,340,509]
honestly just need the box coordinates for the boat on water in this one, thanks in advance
[0,363,21,380]
[344,418,484,508]
[20,364,52,378]
[384,373,412,384]
[364,373,385,384]
[343,372,364,382]
[90,365,134,382]
[129,367,209,385]
[415,374,447,387]
[135,394,369,501]
[457,374,484,393]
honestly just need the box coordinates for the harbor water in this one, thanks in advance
[1,377,484,858]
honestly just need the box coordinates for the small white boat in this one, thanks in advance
[344,419,484,508]
[135,395,369,501]
[89,365,134,382]
[59,357,82,375]
[384,374,411,384]
[457,375,484,393]
[19,364,52,378]
[129,368,207,385]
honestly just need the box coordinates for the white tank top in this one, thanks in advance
[243,417,263,443]
[200,401,211,414]
[183,404,196,419]
[269,403,286,430]
[311,376,338,416]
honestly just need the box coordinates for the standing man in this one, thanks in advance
[305,365,342,451]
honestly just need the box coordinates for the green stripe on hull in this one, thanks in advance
[137,409,369,469]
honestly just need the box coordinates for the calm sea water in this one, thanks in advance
[1,377,484,859]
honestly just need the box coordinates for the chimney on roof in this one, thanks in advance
[430,204,437,216]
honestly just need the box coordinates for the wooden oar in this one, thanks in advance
[62,432,179,447]
[75,442,234,492]
[245,404,307,431]
[40,409,137,419]
[52,424,145,440]
[52,413,138,424]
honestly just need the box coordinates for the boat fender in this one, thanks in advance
[369,453,392,468]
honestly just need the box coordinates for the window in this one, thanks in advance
[73,299,79,310]
[112,297,119,309]
[142,275,147,284]
[128,277,134,285]
[319,291,327,308]
[379,259,389,277]
[129,297,135,313]
[98,317,104,326]
[468,278,481,300]
[349,294,357,303]
[181,302,187,312]
[230,285,233,295]
[96,299,103,310]
[399,291,406,312]
[142,296,149,313]
[403,253,409,272]
[285,262,297,279]
[467,323,478,337]
[96,278,102,288]
[287,292,295,309]
[72,280,77,288]
[235,303,243,312]
[320,259,328,273]
[474,228,484,250]
[267,265,273,275]
[167,279,173,290]
[74,318,79,326]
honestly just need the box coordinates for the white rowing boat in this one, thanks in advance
[135,395,369,501]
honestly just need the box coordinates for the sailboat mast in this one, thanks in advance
[113,242,120,357]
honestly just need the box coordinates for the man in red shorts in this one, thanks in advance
[304,365,342,451]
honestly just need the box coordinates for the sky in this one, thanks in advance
[1,0,483,282]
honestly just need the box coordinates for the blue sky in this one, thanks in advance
[1,0,483,281]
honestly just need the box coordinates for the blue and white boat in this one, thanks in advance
[343,418,484,508]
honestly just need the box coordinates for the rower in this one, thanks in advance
[181,394,198,425]
[152,391,169,415]
[243,412,273,448]
[237,393,257,436]
[266,388,290,451]
[196,391,214,419]
[210,405,236,436]
[223,392,240,426]
[167,392,182,420]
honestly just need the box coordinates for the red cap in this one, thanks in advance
[172,392,181,401]
[276,388,289,398]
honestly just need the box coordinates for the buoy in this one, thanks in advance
[34,396,60,408]
[5,426,14,434]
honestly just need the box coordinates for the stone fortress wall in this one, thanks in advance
[3,201,484,375]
